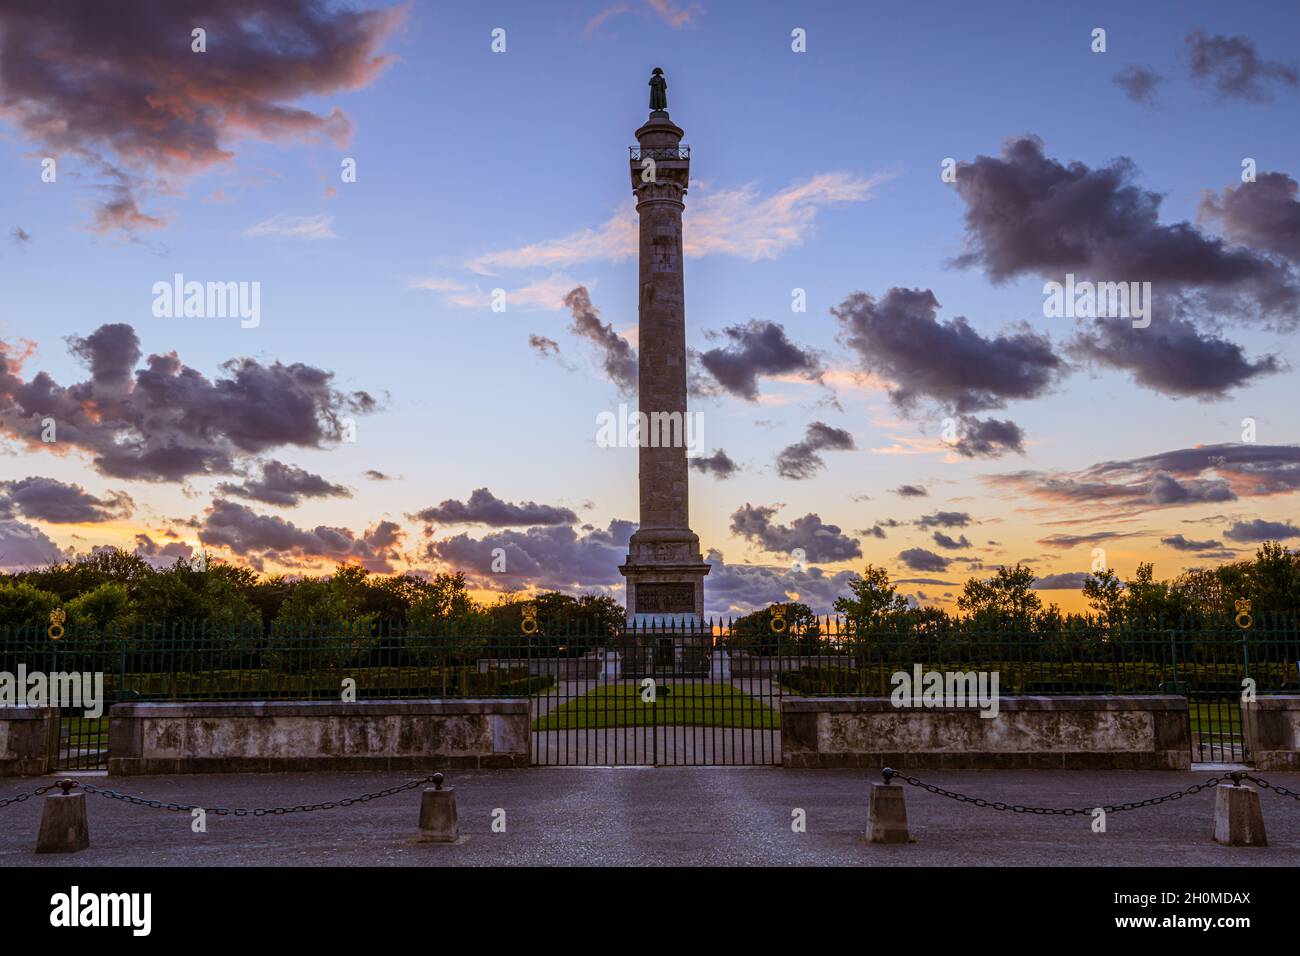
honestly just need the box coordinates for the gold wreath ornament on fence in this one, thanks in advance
[1234,599,1253,631]
[520,604,538,636]
[769,604,788,634]
[48,608,66,641]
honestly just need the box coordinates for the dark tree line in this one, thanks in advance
[2,541,1296,637]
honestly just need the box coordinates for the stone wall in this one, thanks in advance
[1243,695,1300,770]
[108,699,529,775]
[781,695,1190,770]
[0,707,59,777]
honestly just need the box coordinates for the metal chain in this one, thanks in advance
[1246,774,1300,801]
[881,768,1299,815]
[1,774,439,815]
[0,783,59,809]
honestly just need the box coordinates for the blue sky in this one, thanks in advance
[2,0,1299,614]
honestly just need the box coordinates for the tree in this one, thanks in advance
[834,564,909,622]
[19,549,153,602]
[268,565,380,670]
[1244,541,1300,617]
[0,581,61,630]
[367,573,434,624]
[66,582,133,633]
[731,602,821,655]
[1082,568,1123,619]
[1171,566,1231,619]
[1120,562,1188,622]
[274,569,374,630]
[248,574,295,626]
[407,573,477,629]
[957,564,1042,623]
[132,560,260,629]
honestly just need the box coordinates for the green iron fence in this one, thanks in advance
[2,614,1296,768]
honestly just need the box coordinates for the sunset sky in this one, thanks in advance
[2,0,1299,616]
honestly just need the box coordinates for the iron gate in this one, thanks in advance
[529,627,782,766]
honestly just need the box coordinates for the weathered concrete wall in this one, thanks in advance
[108,699,529,775]
[782,696,1190,770]
[1243,695,1300,770]
[0,707,58,777]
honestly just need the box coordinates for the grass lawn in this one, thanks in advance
[1189,700,1241,736]
[533,682,779,731]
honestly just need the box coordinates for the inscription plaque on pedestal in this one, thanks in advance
[636,583,696,615]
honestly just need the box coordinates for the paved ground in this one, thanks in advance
[4,767,1298,866]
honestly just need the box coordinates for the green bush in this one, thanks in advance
[0,581,61,630]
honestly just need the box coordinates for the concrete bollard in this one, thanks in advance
[417,772,459,844]
[1213,782,1267,847]
[36,781,90,854]
[868,775,910,844]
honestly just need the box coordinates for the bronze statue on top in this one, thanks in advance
[649,67,667,111]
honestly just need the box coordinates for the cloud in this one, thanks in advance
[1224,519,1300,542]
[529,335,562,359]
[410,488,578,528]
[427,520,634,591]
[434,273,589,312]
[951,416,1026,459]
[0,477,133,523]
[1199,172,1300,265]
[467,172,886,272]
[215,460,350,507]
[364,470,392,481]
[1032,572,1091,590]
[243,214,337,241]
[729,503,862,563]
[833,287,1063,414]
[583,2,634,37]
[564,287,637,394]
[996,444,1300,511]
[695,321,823,400]
[898,547,950,572]
[199,499,403,572]
[1161,534,1225,552]
[409,278,468,294]
[583,0,702,37]
[1113,66,1162,104]
[0,520,65,570]
[1069,313,1281,398]
[0,323,376,482]
[528,332,577,372]
[893,485,928,497]
[645,0,702,28]
[951,135,1298,321]
[915,511,972,529]
[133,532,194,569]
[690,449,739,479]
[1185,31,1298,102]
[774,422,855,480]
[68,322,139,389]
[932,531,972,550]
[1037,530,1145,548]
[703,549,859,616]
[0,0,404,232]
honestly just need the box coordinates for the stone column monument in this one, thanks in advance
[619,68,711,637]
